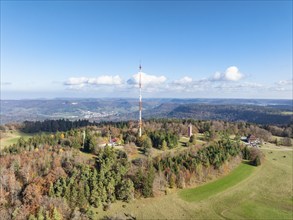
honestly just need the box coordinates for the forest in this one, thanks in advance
[166,104,292,125]
[0,118,290,219]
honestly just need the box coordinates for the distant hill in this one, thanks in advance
[166,104,292,125]
[0,98,292,125]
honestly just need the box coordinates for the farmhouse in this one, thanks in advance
[241,134,260,147]
[247,134,257,144]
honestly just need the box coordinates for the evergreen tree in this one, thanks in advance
[84,133,97,153]
[52,207,63,220]
[116,179,134,202]
[161,140,168,151]
[48,182,55,197]
[142,136,152,155]
[36,207,45,220]
[28,215,37,220]
[169,173,176,188]
[45,211,51,220]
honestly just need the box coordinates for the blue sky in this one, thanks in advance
[1,1,292,99]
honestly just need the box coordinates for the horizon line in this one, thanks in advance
[0,97,292,101]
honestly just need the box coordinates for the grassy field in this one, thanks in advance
[179,134,207,147]
[95,145,293,219]
[131,135,207,159]
[178,136,190,147]
[179,162,255,202]
[0,130,33,150]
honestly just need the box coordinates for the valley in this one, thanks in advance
[1,98,292,125]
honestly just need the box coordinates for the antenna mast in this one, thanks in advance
[139,64,142,137]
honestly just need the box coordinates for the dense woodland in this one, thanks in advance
[0,118,289,219]
[21,120,91,133]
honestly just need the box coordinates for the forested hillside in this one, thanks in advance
[0,119,272,219]
[165,104,292,125]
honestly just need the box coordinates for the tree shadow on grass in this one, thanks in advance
[179,141,188,147]
[242,160,254,166]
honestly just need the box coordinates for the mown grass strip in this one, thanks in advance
[179,162,255,202]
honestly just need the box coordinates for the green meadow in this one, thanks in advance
[179,162,255,202]
[0,130,32,150]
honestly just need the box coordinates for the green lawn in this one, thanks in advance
[179,162,255,202]
[178,134,208,147]
[178,136,189,147]
[0,130,33,150]
[0,130,57,150]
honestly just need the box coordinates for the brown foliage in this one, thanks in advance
[0,145,75,218]
[249,147,264,163]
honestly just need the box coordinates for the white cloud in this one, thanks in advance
[240,82,263,88]
[213,72,222,80]
[63,67,288,98]
[276,79,293,86]
[87,75,123,85]
[65,75,123,86]
[274,87,286,91]
[270,79,293,93]
[173,76,193,84]
[66,83,86,91]
[224,66,243,81]
[169,77,211,92]
[65,77,88,85]
[212,66,244,81]
[127,72,167,86]
[169,72,263,94]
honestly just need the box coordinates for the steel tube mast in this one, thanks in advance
[139,64,142,137]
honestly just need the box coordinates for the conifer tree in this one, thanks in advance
[52,207,63,220]
[162,140,168,151]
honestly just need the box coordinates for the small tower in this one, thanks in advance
[188,123,192,137]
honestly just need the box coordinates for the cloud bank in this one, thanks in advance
[173,76,193,84]
[63,66,291,98]
[65,75,123,87]
[276,79,293,86]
